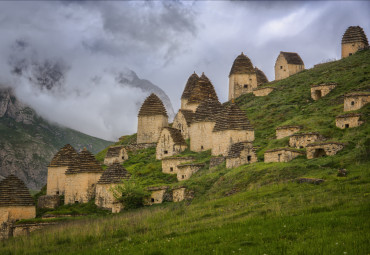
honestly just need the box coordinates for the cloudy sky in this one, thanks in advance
[0,1,369,141]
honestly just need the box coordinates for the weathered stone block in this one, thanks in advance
[276,125,302,139]
[37,195,60,209]
[264,148,304,163]
[306,142,345,159]
[310,83,336,100]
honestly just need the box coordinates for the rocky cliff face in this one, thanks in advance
[0,88,112,189]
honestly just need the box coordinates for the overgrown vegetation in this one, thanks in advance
[1,50,369,254]
[112,179,149,209]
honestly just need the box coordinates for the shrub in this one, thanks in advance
[112,178,149,209]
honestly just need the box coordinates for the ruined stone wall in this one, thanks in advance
[156,130,187,160]
[172,188,186,202]
[342,42,367,58]
[289,134,323,149]
[264,150,303,163]
[190,121,215,152]
[95,184,123,212]
[276,127,301,139]
[209,156,226,168]
[226,149,257,169]
[173,112,190,139]
[65,173,102,204]
[125,143,156,152]
[306,143,344,159]
[144,189,171,205]
[37,195,60,209]
[311,84,336,100]
[46,166,68,195]
[137,115,168,144]
[344,95,370,112]
[228,73,258,100]
[0,206,35,224]
[177,164,203,181]
[253,87,274,97]
[212,130,254,156]
[104,148,128,165]
[162,157,193,174]
[335,116,363,129]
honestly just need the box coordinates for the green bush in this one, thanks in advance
[112,179,149,209]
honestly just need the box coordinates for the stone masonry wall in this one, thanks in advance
[173,112,190,139]
[212,130,254,156]
[0,206,35,225]
[342,42,367,58]
[37,195,60,209]
[253,87,274,97]
[264,150,304,163]
[137,115,168,144]
[95,184,123,212]
[177,164,204,181]
[289,133,323,149]
[104,148,128,165]
[65,173,102,204]
[46,166,68,195]
[311,84,336,100]
[190,122,215,152]
[162,157,193,174]
[306,143,344,159]
[228,73,258,100]
[335,115,363,129]
[226,149,257,169]
[172,188,186,202]
[156,129,187,160]
[344,95,370,112]
[209,156,226,168]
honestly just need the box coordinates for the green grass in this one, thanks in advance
[1,50,370,254]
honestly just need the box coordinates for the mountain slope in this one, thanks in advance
[0,88,112,189]
[0,50,369,254]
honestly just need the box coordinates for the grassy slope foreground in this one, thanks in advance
[1,51,370,254]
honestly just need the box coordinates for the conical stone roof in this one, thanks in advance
[187,73,218,104]
[178,109,195,125]
[279,52,304,65]
[65,149,103,174]
[342,26,369,45]
[163,127,187,146]
[97,163,131,184]
[0,175,35,206]
[138,93,168,117]
[181,72,199,100]
[193,98,223,123]
[229,53,255,76]
[48,144,78,167]
[255,67,269,86]
[213,103,253,132]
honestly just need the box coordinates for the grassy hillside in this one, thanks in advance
[0,50,369,254]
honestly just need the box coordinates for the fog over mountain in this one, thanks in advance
[0,1,368,140]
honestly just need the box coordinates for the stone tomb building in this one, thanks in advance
[104,146,128,165]
[212,103,254,156]
[172,109,195,140]
[145,186,171,205]
[189,98,223,152]
[336,113,364,129]
[226,142,257,169]
[137,93,168,144]
[47,144,78,196]
[341,26,369,58]
[264,148,304,163]
[274,52,305,81]
[276,125,302,139]
[172,187,187,202]
[95,163,131,213]
[228,53,269,100]
[184,73,219,112]
[0,175,35,225]
[306,142,344,159]
[161,157,194,174]
[177,163,205,181]
[289,132,325,149]
[253,87,275,97]
[311,83,337,100]
[180,72,200,111]
[65,149,104,204]
[343,92,370,112]
[156,127,188,160]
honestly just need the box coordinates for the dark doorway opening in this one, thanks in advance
[345,124,349,128]
[247,155,252,162]
[313,148,326,158]
[315,90,322,99]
